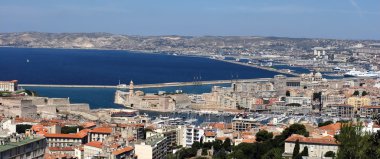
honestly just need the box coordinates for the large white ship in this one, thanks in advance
[344,69,380,77]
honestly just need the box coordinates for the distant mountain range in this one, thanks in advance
[0,32,378,54]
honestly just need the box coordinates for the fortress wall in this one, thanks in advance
[47,98,70,105]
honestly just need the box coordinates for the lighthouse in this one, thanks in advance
[129,80,134,96]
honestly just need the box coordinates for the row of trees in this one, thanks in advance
[168,138,233,159]
[171,122,380,159]
[353,90,368,96]
[335,122,380,159]
[169,123,310,159]
[292,140,308,159]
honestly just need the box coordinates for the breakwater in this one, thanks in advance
[19,78,272,89]
[213,58,300,76]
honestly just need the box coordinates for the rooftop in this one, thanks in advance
[0,136,45,152]
[90,127,112,134]
[285,134,338,145]
[112,146,134,155]
[85,141,103,149]
[141,135,165,146]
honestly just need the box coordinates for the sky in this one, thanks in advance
[0,0,379,40]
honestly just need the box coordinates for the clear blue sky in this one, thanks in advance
[1,0,379,39]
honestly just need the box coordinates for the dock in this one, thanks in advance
[213,58,300,77]
[19,78,272,89]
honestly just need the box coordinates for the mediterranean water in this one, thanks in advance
[0,47,287,85]
[0,47,293,122]
[0,47,296,124]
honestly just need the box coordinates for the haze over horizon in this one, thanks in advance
[1,0,380,40]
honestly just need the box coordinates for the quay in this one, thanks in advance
[213,58,300,77]
[19,78,272,89]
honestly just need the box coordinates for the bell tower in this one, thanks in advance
[129,80,134,96]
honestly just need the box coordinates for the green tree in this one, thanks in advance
[360,130,380,159]
[256,130,274,142]
[176,147,197,159]
[201,148,208,156]
[228,149,246,159]
[300,146,308,157]
[292,139,300,159]
[353,90,360,96]
[362,91,368,96]
[282,124,309,139]
[230,143,256,158]
[318,121,333,127]
[324,151,336,158]
[214,148,227,159]
[286,90,291,96]
[192,141,202,149]
[203,142,213,149]
[222,138,232,152]
[213,140,223,152]
[335,122,363,159]
[261,148,283,159]
[272,123,309,148]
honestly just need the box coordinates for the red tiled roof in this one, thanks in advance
[242,139,256,143]
[204,131,216,137]
[77,129,90,138]
[90,127,112,134]
[44,129,88,139]
[31,124,48,133]
[112,146,134,155]
[82,122,96,128]
[285,134,338,145]
[216,136,230,141]
[85,141,103,149]
[319,123,342,132]
[209,122,225,129]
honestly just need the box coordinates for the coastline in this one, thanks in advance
[1,46,298,78]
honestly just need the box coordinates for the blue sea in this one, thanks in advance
[0,47,289,109]
[0,47,288,85]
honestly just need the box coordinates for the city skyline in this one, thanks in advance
[1,0,380,40]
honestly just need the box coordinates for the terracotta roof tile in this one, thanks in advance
[242,139,256,143]
[204,131,216,137]
[112,146,134,155]
[319,123,342,132]
[44,129,88,139]
[90,127,112,134]
[82,122,96,128]
[285,134,338,145]
[85,141,103,149]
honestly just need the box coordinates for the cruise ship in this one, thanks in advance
[344,69,380,77]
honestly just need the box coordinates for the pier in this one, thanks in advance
[19,78,273,89]
[213,58,300,77]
